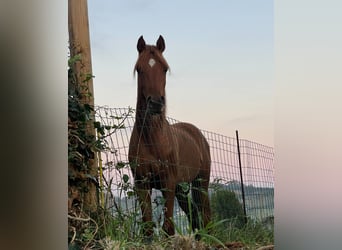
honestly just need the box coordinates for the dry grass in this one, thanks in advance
[97,234,273,250]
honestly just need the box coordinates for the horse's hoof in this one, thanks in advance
[143,235,153,245]
[195,233,201,241]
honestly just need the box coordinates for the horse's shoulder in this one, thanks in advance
[171,122,199,131]
[170,122,203,147]
[171,122,201,137]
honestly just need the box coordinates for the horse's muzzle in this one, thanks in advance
[147,96,165,115]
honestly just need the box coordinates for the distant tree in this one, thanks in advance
[210,189,245,228]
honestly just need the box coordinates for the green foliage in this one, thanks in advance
[68,52,99,248]
[195,219,229,247]
[68,52,137,249]
[68,54,97,175]
[205,218,274,249]
[210,189,245,228]
[207,189,273,248]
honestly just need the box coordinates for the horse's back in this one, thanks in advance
[172,122,209,151]
[171,122,211,178]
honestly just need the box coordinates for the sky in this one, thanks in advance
[88,0,274,146]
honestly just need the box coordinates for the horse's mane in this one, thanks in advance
[133,45,170,76]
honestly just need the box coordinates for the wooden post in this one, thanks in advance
[68,0,94,100]
[68,0,98,212]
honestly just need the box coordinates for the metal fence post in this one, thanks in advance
[236,130,248,224]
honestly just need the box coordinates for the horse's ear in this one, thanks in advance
[156,35,165,53]
[137,36,146,53]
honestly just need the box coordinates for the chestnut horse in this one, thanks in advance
[128,35,211,238]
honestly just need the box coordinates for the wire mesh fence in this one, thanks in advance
[94,106,274,233]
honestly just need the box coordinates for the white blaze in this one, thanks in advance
[148,58,156,68]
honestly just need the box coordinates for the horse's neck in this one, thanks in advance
[135,108,169,143]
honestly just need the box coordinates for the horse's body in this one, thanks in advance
[128,35,211,238]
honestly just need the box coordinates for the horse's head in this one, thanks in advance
[134,35,169,115]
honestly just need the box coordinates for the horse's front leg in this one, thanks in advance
[161,183,176,236]
[135,185,154,238]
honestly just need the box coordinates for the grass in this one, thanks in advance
[193,217,273,250]
[69,186,273,249]
[68,208,273,250]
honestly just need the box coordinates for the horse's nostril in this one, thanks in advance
[160,96,165,104]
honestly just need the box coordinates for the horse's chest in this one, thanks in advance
[134,153,176,188]
[137,131,174,159]
[129,127,178,182]
[138,145,174,169]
